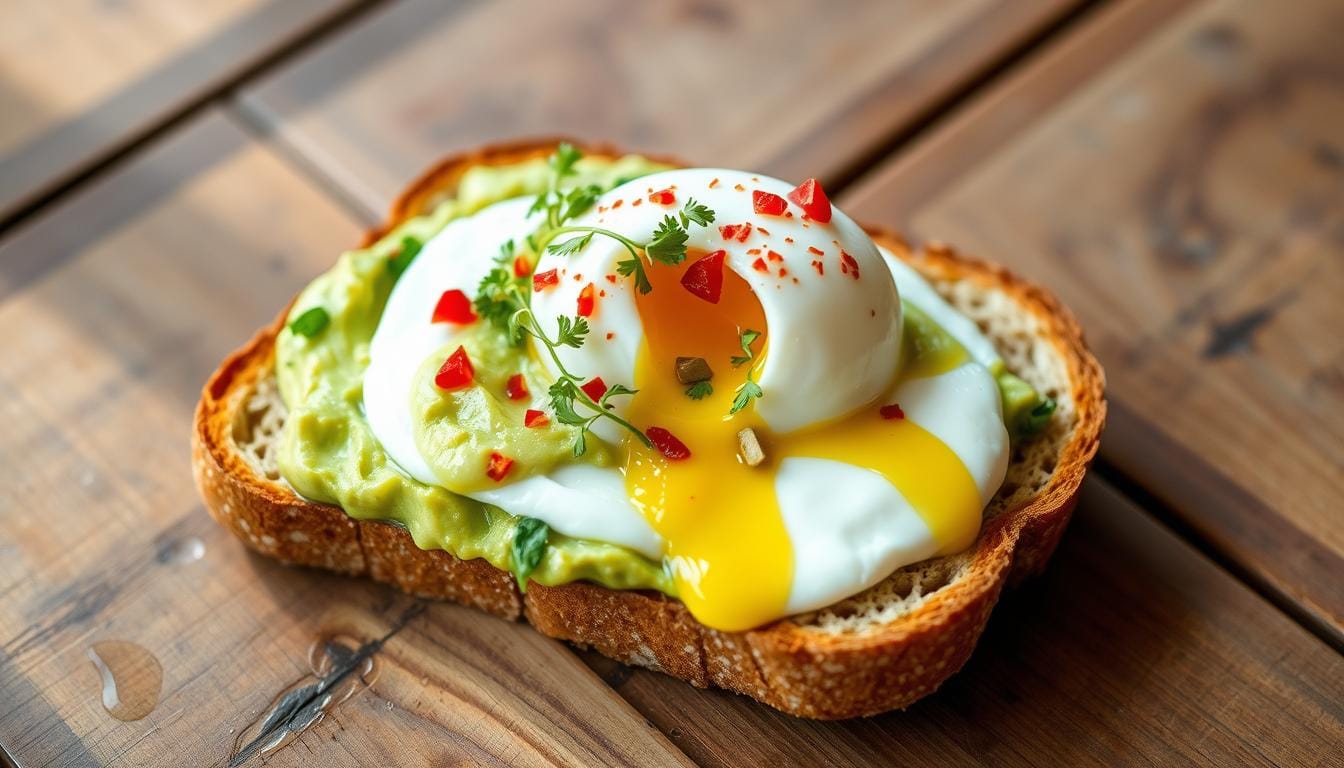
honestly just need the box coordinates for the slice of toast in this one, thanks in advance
[192,140,1104,719]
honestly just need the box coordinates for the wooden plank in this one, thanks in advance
[842,0,1344,637]
[236,0,1087,221]
[585,479,1344,767]
[0,111,692,768]
[0,0,368,222]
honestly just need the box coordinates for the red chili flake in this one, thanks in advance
[598,205,608,214]
[649,188,676,205]
[573,272,584,282]
[719,222,753,243]
[581,377,607,402]
[807,246,824,256]
[512,255,532,278]
[680,250,725,304]
[746,248,762,255]
[811,260,824,275]
[784,237,795,244]
[767,250,783,262]
[431,289,477,324]
[784,211,794,218]
[752,257,769,273]
[787,178,832,223]
[599,289,607,298]
[792,277,800,284]
[524,409,549,428]
[434,346,474,390]
[709,177,720,189]
[612,199,624,209]
[605,332,615,340]
[880,404,905,420]
[505,373,529,401]
[840,250,860,279]
[734,183,746,192]
[757,226,771,236]
[577,283,596,317]
[646,427,691,460]
[486,451,515,481]
[752,190,787,216]
[605,274,617,284]
[632,198,643,207]
[779,267,789,277]
[533,269,559,292]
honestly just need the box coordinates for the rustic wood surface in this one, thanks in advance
[1,0,1341,765]
[0,0,367,221]
[235,0,1086,220]
[842,0,1344,641]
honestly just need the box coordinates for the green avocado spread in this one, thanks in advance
[273,153,1051,596]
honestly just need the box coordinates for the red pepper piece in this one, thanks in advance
[752,190,787,216]
[719,222,753,243]
[767,250,783,262]
[533,268,560,292]
[581,376,607,402]
[787,178,832,223]
[431,289,477,324]
[752,257,768,273]
[649,188,676,205]
[524,409,549,428]
[577,282,596,317]
[435,346,475,390]
[646,427,691,460]
[880,404,905,420]
[513,255,532,278]
[505,373,529,401]
[840,250,861,279]
[680,250,725,304]
[486,451,515,481]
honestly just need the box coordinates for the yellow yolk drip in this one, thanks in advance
[623,258,984,631]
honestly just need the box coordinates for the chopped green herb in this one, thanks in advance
[288,307,329,338]
[387,235,423,277]
[730,370,764,415]
[511,517,550,591]
[686,380,714,400]
[731,329,762,367]
[1020,397,1057,436]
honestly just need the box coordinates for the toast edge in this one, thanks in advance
[191,140,1104,719]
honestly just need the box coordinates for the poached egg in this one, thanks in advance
[364,168,1009,631]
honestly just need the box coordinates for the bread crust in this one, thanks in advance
[192,140,1104,718]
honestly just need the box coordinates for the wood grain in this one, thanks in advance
[584,479,1344,768]
[843,0,1344,638]
[0,112,691,768]
[235,0,1086,221]
[0,0,367,221]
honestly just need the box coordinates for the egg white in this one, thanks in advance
[362,171,1009,618]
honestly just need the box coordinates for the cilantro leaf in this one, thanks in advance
[547,379,587,426]
[730,375,764,415]
[554,315,589,348]
[387,235,423,277]
[679,198,715,227]
[497,238,516,265]
[288,307,329,338]
[685,380,713,400]
[550,143,582,178]
[511,517,550,591]
[601,383,637,408]
[548,232,594,257]
[645,215,689,265]
[617,257,653,294]
[560,184,603,222]
[731,328,762,367]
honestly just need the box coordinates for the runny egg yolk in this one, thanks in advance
[623,254,983,631]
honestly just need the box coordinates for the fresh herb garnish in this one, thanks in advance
[685,380,714,400]
[730,368,764,415]
[288,307,330,338]
[1020,397,1057,436]
[511,516,550,590]
[388,235,423,277]
[731,329,762,367]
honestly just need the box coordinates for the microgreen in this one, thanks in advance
[511,516,550,590]
[288,307,329,338]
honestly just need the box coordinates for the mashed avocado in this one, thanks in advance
[274,153,1050,595]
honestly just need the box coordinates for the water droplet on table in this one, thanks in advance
[87,640,162,721]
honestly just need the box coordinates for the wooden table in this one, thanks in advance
[1,1,1340,765]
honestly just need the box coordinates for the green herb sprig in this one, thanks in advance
[728,328,765,415]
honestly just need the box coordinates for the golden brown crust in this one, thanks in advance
[192,141,1105,719]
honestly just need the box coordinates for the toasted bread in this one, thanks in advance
[192,140,1104,719]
